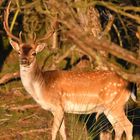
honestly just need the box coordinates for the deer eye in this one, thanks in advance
[32,52,36,56]
[18,51,21,55]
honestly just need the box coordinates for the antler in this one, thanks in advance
[3,1,22,43]
[35,30,54,44]
[35,17,57,44]
[4,1,55,44]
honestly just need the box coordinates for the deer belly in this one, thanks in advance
[64,101,102,114]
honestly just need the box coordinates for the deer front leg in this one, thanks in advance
[52,108,66,140]
[59,118,67,140]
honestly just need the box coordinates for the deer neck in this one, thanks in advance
[20,59,44,96]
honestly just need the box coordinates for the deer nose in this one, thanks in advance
[20,58,28,65]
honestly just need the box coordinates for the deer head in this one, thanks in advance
[3,1,54,66]
[10,40,46,66]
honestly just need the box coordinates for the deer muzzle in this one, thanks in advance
[20,58,30,65]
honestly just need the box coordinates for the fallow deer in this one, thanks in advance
[4,2,136,140]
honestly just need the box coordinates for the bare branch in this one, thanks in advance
[9,104,39,112]
[67,28,140,66]
[0,71,20,85]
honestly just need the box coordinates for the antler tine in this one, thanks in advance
[35,19,58,44]
[3,1,21,43]
[33,32,37,43]
[19,31,22,41]
[35,30,54,44]
[26,32,36,45]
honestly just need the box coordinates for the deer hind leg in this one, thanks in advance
[105,113,124,140]
[121,113,133,140]
[105,111,133,140]
[52,108,66,140]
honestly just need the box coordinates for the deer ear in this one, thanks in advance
[36,43,46,53]
[10,40,20,52]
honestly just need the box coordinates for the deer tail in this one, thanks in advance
[129,83,138,103]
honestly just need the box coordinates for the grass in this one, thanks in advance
[0,88,52,139]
